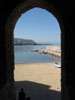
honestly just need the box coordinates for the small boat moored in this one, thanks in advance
[31,49,39,52]
[54,61,61,68]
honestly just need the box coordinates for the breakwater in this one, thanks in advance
[39,46,61,58]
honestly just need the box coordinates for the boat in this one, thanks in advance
[54,61,61,68]
[31,49,39,52]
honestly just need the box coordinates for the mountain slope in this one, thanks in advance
[14,38,37,45]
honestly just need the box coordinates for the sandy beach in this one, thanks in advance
[14,62,61,100]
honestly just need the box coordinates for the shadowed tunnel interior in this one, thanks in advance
[1,0,75,100]
[15,81,61,100]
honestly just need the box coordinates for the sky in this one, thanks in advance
[14,7,61,44]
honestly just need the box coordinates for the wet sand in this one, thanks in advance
[14,62,61,100]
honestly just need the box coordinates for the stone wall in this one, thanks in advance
[46,46,61,52]
[0,0,75,100]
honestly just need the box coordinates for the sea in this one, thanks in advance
[14,43,60,64]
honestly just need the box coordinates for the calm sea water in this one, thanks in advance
[14,44,60,64]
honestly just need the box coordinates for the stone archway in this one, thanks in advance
[5,0,64,100]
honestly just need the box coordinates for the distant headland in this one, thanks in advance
[14,38,37,45]
[14,38,52,45]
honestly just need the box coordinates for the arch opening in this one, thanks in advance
[5,1,64,100]
[14,7,61,100]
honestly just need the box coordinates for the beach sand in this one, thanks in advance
[14,62,61,100]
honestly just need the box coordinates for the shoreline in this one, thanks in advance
[15,62,54,65]
[14,62,61,100]
[14,62,61,90]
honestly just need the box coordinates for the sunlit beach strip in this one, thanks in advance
[14,62,61,100]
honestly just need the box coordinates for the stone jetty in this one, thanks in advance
[39,46,61,58]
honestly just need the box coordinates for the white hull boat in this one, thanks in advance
[54,62,61,68]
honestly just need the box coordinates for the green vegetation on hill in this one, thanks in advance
[14,38,37,45]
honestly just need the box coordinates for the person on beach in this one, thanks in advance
[18,88,26,100]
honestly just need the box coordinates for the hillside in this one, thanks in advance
[14,38,37,45]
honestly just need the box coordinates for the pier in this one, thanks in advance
[39,46,61,58]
